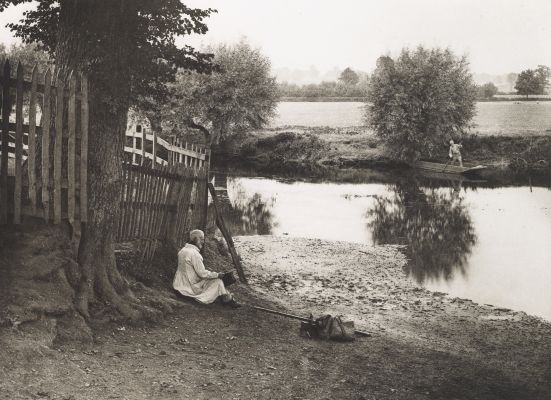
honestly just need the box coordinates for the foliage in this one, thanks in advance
[515,65,550,97]
[477,82,498,100]
[0,0,215,108]
[0,42,51,70]
[163,39,279,144]
[0,0,217,323]
[279,70,368,99]
[339,67,360,85]
[366,47,477,161]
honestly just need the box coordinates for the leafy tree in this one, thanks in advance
[338,67,359,85]
[535,65,550,93]
[0,42,51,70]
[515,67,549,97]
[366,47,477,160]
[0,0,215,322]
[162,40,279,145]
[477,82,498,100]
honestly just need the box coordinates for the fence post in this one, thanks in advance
[141,127,146,165]
[0,60,10,224]
[152,130,157,169]
[28,65,38,215]
[13,62,24,224]
[132,127,137,164]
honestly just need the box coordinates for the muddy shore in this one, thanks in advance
[237,235,551,396]
[1,235,551,399]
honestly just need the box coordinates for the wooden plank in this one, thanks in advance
[145,165,162,244]
[147,164,165,241]
[28,65,38,215]
[119,164,130,240]
[163,166,184,245]
[152,130,157,170]
[120,164,134,240]
[161,165,178,240]
[132,127,137,165]
[80,74,89,222]
[152,165,170,245]
[67,72,76,223]
[136,169,150,239]
[154,166,169,239]
[176,168,192,245]
[192,169,206,229]
[128,165,145,239]
[143,169,158,240]
[127,165,141,239]
[120,163,131,241]
[53,73,64,224]
[136,167,152,239]
[116,164,126,241]
[13,62,24,224]
[141,128,146,166]
[201,167,210,231]
[147,166,163,240]
[175,168,194,246]
[0,60,10,224]
[140,169,156,239]
[208,182,248,284]
[41,68,52,222]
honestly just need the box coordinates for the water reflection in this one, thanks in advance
[217,179,278,236]
[367,180,477,283]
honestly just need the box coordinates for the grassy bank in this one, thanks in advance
[213,127,551,182]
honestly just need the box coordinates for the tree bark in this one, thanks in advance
[54,0,148,321]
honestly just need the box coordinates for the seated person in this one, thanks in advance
[173,229,240,308]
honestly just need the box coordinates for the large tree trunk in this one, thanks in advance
[53,0,155,321]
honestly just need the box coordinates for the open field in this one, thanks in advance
[272,102,551,136]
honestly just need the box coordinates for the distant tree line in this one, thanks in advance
[514,65,550,97]
[471,65,549,100]
[279,67,368,99]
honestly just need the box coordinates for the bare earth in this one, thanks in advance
[1,235,551,399]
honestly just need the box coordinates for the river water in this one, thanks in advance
[273,101,551,136]
[215,171,551,320]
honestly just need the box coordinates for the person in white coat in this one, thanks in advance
[173,229,240,307]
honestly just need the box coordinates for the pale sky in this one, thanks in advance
[1,0,550,76]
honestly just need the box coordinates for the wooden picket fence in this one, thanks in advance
[116,162,209,260]
[0,60,88,225]
[125,124,209,169]
[0,59,210,262]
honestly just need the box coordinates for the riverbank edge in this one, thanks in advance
[212,127,551,184]
[2,235,550,398]
[234,235,551,391]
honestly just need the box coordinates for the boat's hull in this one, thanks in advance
[413,161,487,175]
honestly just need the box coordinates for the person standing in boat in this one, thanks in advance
[449,139,463,167]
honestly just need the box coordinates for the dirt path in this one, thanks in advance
[1,235,550,399]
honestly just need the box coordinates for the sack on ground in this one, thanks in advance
[300,314,355,342]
